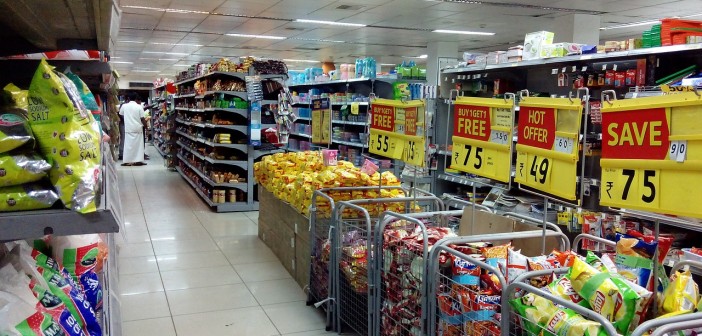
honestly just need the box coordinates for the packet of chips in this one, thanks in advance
[659,270,699,316]
[0,153,51,187]
[567,258,618,321]
[509,292,557,335]
[528,256,558,288]
[28,59,102,213]
[505,249,528,283]
[0,183,58,212]
[547,275,591,308]
[544,307,607,336]
[615,234,656,290]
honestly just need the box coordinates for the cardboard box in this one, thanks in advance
[295,235,312,289]
[458,207,560,257]
[523,31,554,60]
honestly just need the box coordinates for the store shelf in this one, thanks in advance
[290,132,311,138]
[253,149,285,159]
[154,144,170,158]
[204,107,248,117]
[261,100,278,105]
[292,101,369,106]
[332,139,367,148]
[176,166,254,212]
[437,173,494,188]
[177,154,248,191]
[197,91,248,100]
[174,71,248,86]
[619,209,702,232]
[295,116,311,121]
[287,77,418,88]
[401,175,433,184]
[443,43,702,74]
[202,140,248,152]
[204,156,248,169]
[174,93,196,99]
[176,140,208,161]
[0,209,119,242]
[176,118,248,134]
[332,119,367,126]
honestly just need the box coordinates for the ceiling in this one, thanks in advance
[113,0,701,81]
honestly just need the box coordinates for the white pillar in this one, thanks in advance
[426,41,458,86]
[552,14,601,45]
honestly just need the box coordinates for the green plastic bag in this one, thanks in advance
[28,59,101,213]
[0,153,50,187]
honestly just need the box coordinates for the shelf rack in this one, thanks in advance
[150,85,176,167]
[173,70,286,212]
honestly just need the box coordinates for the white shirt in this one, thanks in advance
[119,101,146,133]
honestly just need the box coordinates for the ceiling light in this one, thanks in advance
[173,64,192,67]
[283,59,320,63]
[111,61,133,64]
[433,29,495,36]
[132,70,160,73]
[119,40,145,44]
[122,5,209,15]
[226,33,286,40]
[600,20,660,30]
[380,63,396,66]
[139,57,158,60]
[152,42,204,47]
[295,19,366,27]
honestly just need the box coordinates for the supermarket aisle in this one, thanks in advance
[115,147,332,336]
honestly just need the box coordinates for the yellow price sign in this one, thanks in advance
[515,97,582,200]
[449,97,514,182]
[370,99,426,166]
[600,92,702,217]
[402,137,425,166]
[311,98,331,144]
[369,131,404,160]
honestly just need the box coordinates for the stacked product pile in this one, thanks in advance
[254,151,413,216]
[0,59,102,214]
[0,235,108,335]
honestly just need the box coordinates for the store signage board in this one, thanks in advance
[311,98,331,144]
[450,97,514,183]
[515,97,583,200]
[368,99,426,166]
[600,92,702,218]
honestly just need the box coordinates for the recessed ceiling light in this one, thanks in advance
[295,19,366,27]
[225,33,286,40]
[158,59,179,61]
[152,42,204,47]
[380,63,396,66]
[111,61,134,64]
[283,59,320,63]
[600,20,659,30]
[433,29,495,36]
[173,64,192,67]
[122,5,209,15]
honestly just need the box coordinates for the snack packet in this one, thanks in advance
[544,307,607,336]
[547,275,590,308]
[0,183,59,212]
[585,251,617,274]
[452,254,483,289]
[509,292,557,335]
[52,234,100,277]
[615,234,656,290]
[527,256,558,288]
[28,59,102,213]
[505,249,528,283]
[549,249,579,268]
[659,270,699,316]
[0,291,64,336]
[567,258,618,321]
[0,153,51,187]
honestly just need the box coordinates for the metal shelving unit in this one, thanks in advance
[173,70,286,212]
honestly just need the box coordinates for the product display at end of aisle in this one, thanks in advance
[254,151,414,217]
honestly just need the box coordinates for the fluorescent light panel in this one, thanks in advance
[283,59,320,63]
[142,51,190,55]
[226,33,286,40]
[132,70,160,73]
[600,20,660,30]
[295,19,366,27]
[433,29,495,36]
[122,5,209,15]
[111,61,134,64]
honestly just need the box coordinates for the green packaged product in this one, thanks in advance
[543,307,607,336]
[28,59,101,213]
[0,183,58,212]
[509,292,557,335]
[0,108,33,154]
[0,153,51,187]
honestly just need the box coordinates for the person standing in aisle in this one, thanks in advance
[119,92,148,166]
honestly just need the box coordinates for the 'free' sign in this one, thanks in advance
[454,104,490,141]
[371,105,395,132]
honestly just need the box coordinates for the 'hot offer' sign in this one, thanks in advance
[515,97,582,201]
[600,92,702,218]
[450,98,514,183]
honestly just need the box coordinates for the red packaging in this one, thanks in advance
[636,59,647,86]
[614,72,625,87]
[598,73,606,86]
[605,70,615,86]
[470,292,501,312]
[573,75,584,88]
[480,273,502,293]
[625,69,637,86]
[452,254,483,289]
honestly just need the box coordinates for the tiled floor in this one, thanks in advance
[117,147,333,336]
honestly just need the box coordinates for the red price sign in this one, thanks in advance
[405,107,418,136]
[371,104,395,132]
[454,104,491,141]
[602,108,670,160]
[517,106,556,150]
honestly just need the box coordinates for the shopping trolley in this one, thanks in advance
[333,190,444,336]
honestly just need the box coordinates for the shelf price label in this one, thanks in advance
[369,99,426,166]
[515,97,583,200]
[450,97,514,183]
[600,92,702,218]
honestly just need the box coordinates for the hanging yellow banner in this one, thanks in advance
[600,92,702,218]
[368,99,426,166]
[514,97,583,200]
[311,98,331,144]
[450,96,514,183]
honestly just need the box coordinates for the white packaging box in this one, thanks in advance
[523,31,554,60]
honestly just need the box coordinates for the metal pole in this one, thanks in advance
[542,197,548,254]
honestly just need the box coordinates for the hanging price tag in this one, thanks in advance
[369,99,426,166]
[600,92,702,218]
[450,97,514,183]
[350,102,359,115]
[554,135,575,154]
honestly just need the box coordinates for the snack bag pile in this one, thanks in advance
[254,151,413,217]
[0,239,106,336]
[339,231,368,293]
[381,221,455,336]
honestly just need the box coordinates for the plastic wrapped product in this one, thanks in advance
[505,249,528,283]
[0,153,51,187]
[51,235,100,277]
[0,183,58,212]
[615,234,657,290]
[0,108,34,155]
[28,59,101,213]
[659,269,699,316]
[77,271,101,312]
[546,275,590,308]
[543,307,607,336]
[0,291,64,336]
[509,292,557,335]
[527,256,558,288]
[63,69,98,112]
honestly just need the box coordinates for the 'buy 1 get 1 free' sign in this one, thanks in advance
[368,98,426,166]
[600,92,702,218]
[515,97,583,201]
[450,97,514,183]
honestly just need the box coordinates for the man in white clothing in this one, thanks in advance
[119,92,148,166]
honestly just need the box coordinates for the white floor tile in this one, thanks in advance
[146,217,204,231]
[155,251,230,272]
[172,306,279,336]
[202,219,258,237]
[262,301,327,334]
[122,317,176,336]
[152,238,219,255]
[148,227,212,242]
[166,284,259,315]
[123,229,151,244]
[119,272,164,296]
[281,330,338,336]
[247,278,306,305]
[118,256,159,275]
[216,235,278,265]
[118,242,154,258]
[120,292,171,321]
[233,261,292,283]
[160,265,242,291]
